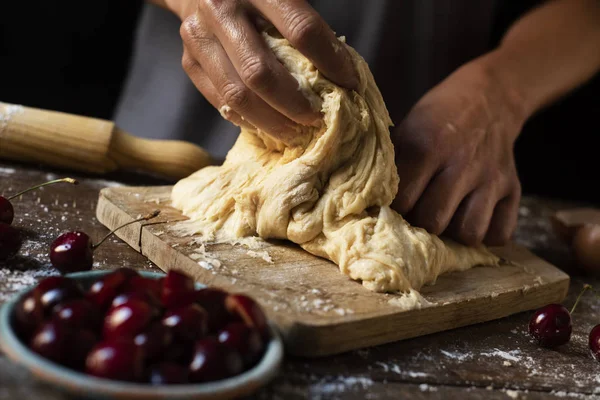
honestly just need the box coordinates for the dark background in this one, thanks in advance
[0,1,598,203]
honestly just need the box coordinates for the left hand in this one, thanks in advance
[391,60,526,246]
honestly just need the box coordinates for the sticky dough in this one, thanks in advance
[171,31,498,293]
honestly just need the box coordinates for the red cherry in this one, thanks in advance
[13,291,44,340]
[134,322,173,363]
[33,276,83,316]
[0,196,14,225]
[103,299,155,340]
[195,288,231,333]
[53,299,101,331]
[529,304,572,347]
[189,337,243,383]
[49,211,159,274]
[29,321,72,366]
[147,363,189,385]
[162,304,208,342]
[162,270,196,308]
[111,290,160,311]
[69,330,98,370]
[225,294,269,339]
[589,324,600,360]
[0,222,22,260]
[86,340,144,382]
[87,269,134,310]
[50,232,93,274]
[218,322,265,367]
[123,276,162,301]
[164,340,195,365]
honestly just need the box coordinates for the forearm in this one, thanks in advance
[479,0,600,119]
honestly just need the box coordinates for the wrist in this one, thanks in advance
[468,50,532,137]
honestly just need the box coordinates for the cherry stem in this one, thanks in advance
[92,210,161,250]
[7,178,79,200]
[570,284,592,315]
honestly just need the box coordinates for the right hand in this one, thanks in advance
[165,0,359,142]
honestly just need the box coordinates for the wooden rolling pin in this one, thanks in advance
[0,102,212,179]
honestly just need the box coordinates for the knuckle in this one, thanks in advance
[240,57,274,91]
[222,82,250,111]
[286,11,323,49]
[181,54,197,73]
[180,16,198,42]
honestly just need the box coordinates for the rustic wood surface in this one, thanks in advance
[96,186,569,357]
[0,160,598,400]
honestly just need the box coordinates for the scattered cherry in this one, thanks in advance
[103,299,155,340]
[148,363,189,385]
[529,304,572,348]
[218,322,264,367]
[0,222,22,261]
[162,269,196,308]
[189,337,243,383]
[49,211,160,274]
[86,339,144,382]
[0,178,78,225]
[162,303,208,342]
[226,294,269,339]
[589,324,600,361]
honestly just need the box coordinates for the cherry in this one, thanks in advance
[29,321,72,366]
[529,304,572,347]
[111,290,160,311]
[53,299,101,331]
[33,276,83,316]
[147,363,189,385]
[123,276,162,302]
[0,196,13,225]
[189,337,243,383]
[70,330,98,370]
[0,222,22,261]
[103,299,155,340]
[218,322,264,367]
[589,324,600,361]
[88,268,139,310]
[0,178,78,225]
[134,322,173,363]
[162,304,208,342]
[195,288,231,333]
[225,294,269,339]
[162,270,196,308]
[49,211,160,274]
[164,340,195,365]
[13,291,44,340]
[86,339,144,382]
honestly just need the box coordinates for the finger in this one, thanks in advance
[182,48,249,128]
[407,165,478,235]
[181,16,299,143]
[198,0,320,126]
[484,184,521,246]
[250,0,359,89]
[392,161,436,216]
[448,186,501,246]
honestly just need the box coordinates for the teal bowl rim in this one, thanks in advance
[0,270,284,399]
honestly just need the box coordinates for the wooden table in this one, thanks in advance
[0,160,598,400]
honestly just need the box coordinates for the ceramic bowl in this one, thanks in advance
[0,270,283,400]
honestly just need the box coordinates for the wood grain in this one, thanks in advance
[96,186,570,357]
[0,103,212,179]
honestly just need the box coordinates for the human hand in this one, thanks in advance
[165,0,359,142]
[391,61,526,246]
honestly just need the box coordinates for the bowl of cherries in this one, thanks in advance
[0,267,283,399]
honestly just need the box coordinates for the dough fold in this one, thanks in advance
[172,31,498,293]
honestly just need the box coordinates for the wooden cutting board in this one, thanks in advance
[96,186,570,357]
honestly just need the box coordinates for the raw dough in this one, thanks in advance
[172,31,498,293]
